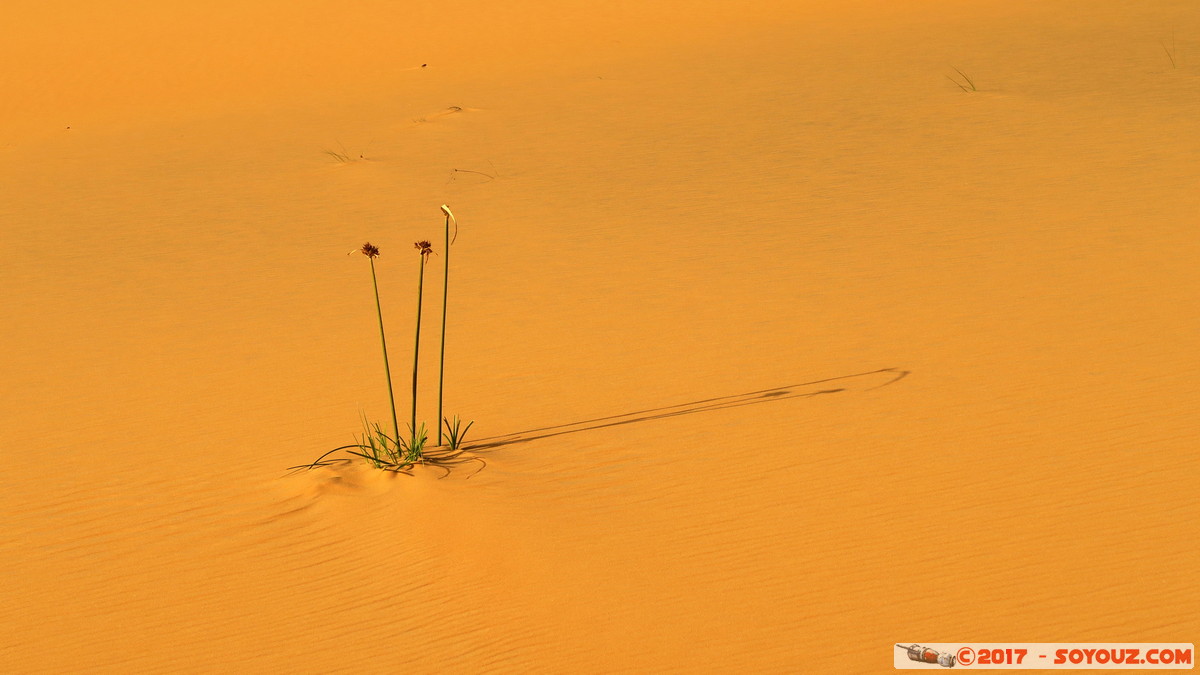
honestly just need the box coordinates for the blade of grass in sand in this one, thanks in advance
[437,204,456,445]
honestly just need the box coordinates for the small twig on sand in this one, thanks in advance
[448,168,496,183]
[1162,33,1177,69]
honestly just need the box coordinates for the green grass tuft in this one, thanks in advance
[442,415,475,451]
[401,422,429,462]
[356,417,401,468]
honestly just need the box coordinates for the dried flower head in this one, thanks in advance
[414,240,434,258]
[360,242,381,258]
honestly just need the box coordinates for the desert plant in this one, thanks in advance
[290,232,483,477]
[442,414,475,451]
[946,67,977,92]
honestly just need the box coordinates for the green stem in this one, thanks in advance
[437,210,450,445]
[412,253,426,436]
[370,258,402,449]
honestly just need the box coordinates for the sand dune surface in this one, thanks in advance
[2,1,1197,672]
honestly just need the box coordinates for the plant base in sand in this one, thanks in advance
[291,418,484,477]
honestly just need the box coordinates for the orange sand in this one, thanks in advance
[2,1,1197,672]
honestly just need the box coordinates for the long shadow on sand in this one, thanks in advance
[468,367,909,451]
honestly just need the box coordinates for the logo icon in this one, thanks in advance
[897,644,957,668]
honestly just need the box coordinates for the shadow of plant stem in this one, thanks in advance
[290,368,904,477]
[470,367,909,451]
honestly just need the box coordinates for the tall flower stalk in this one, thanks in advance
[437,204,456,444]
[359,243,401,449]
[412,240,434,437]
